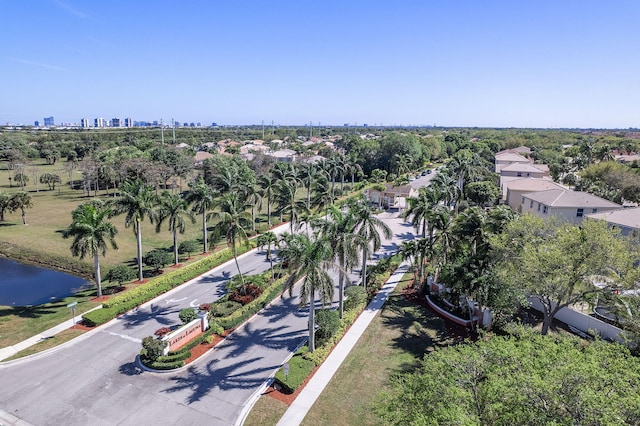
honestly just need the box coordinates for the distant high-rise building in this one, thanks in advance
[80,118,90,128]
[44,116,54,126]
[111,118,121,127]
[124,117,133,128]
[94,117,107,128]
[34,121,40,127]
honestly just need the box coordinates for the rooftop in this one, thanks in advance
[587,207,640,230]
[522,189,622,208]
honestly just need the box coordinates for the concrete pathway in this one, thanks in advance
[276,262,409,426]
[0,305,102,361]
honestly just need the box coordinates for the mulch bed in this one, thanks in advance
[68,321,94,331]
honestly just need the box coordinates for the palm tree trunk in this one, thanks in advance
[202,212,208,253]
[173,229,179,265]
[309,289,316,352]
[338,270,345,319]
[21,209,26,225]
[267,195,272,227]
[94,252,102,297]
[361,247,368,291]
[251,205,256,232]
[136,222,143,281]
[232,243,245,293]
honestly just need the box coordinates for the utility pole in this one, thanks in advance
[271,120,274,135]
[161,119,164,144]
[172,118,176,144]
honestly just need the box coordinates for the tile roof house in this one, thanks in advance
[503,178,568,210]
[366,183,417,210]
[586,207,640,238]
[519,189,622,224]
[494,151,532,173]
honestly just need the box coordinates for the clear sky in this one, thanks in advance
[2,0,639,128]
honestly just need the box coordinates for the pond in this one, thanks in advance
[0,257,91,306]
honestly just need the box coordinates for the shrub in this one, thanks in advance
[179,308,198,324]
[273,350,316,393]
[204,334,214,344]
[208,321,224,336]
[228,284,264,305]
[141,336,166,361]
[105,264,136,285]
[210,300,242,317]
[178,240,200,258]
[315,309,340,342]
[154,327,172,337]
[82,307,118,326]
[198,303,211,312]
[144,249,173,272]
[344,285,368,311]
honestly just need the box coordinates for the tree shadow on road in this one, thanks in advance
[119,360,143,376]
[118,303,180,330]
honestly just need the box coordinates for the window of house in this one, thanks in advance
[577,208,584,217]
[530,200,534,208]
[517,172,522,177]
[537,203,541,211]
[592,208,597,213]
[543,206,548,214]
[521,197,525,204]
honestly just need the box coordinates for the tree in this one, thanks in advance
[256,231,279,277]
[39,173,61,191]
[279,233,335,352]
[258,173,277,228]
[315,204,361,318]
[105,264,135,286]
[274,178,308,232]
[143,248,173,272]
[465,180,500,207]
[9,191,33,225]
[212,192,252,291]
[492,215,638,335]
[155,191,195,265]
[178,240,199,260]
[14,172,29,190]
[377,328,640,425]
[349,197,392,291]
[63,201,118,297]
[110,178,157,281]
[0,192,10,221]
[184,178,216,254]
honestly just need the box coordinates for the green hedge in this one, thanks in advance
[82,244,254,326]
[273,348,316,394]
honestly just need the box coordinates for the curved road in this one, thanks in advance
[0,213,415,426]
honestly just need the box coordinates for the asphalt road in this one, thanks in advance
[0,213,414,426]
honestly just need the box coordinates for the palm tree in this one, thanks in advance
[184,178,216,254]
[311,177,336,218]
[315,204,361,318]
[258,174,277,227]
[274,179,308,232]
[430,172,459,209]
[212,192,252,291]
[279,233,335,352]
[256,231,279,279]
[9,191,33,225]
[110,178,157,281]
[403,186,440,238]
[350,197,392,291]
[64,201,118,297]
[243,183,263,232]
[155,191,195,265]
[0,192,10,222]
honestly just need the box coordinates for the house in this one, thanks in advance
[194,151,214,164]
[494,151,531,173]
[268,149,297,162]
[586,207,640,238]
[503,178,567,210]
[519,189,622,224]
[366,183,417,210]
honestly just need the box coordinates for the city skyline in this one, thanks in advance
[2,1,640,128]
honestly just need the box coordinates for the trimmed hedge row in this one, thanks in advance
[273,348,316,394]
[217,276,286,330]
[83,244,254,326]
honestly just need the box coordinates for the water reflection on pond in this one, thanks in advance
[0,257,91,306]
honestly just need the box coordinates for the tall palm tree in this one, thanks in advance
[184,178,217,254]
[258,174,277,227]
[212,192,252,290]
[430,172,459,209]
[279,233,335,352]
[243,183,263,232]
[311,177,336,218]
[274,178,308,232]
[315,205,361,318]
[9,191,33,225]
[155,191,195,265]
[350,197,392,291]
[64,201,118,297]
[110,178,157,281]
[403,186,440,238]
[256,231,279,279]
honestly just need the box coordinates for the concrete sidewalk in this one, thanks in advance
[0,305,102,362]
[276,262,409,426]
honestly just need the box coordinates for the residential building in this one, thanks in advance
[94,117,107,128]
[587,207,640,238]
[43,116,54,126]
[519,189,621,224]
[503,178,567,210]
[80,118,90,128]
[124,118,133,128]
[111,118,121,128]
[494,151,531,173]
[366,183,418,210]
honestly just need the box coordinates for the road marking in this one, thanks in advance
[103,331,142,343]
[189,298,199,308]
[165,297,187,304]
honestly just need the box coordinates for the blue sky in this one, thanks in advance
[2,0,639,128]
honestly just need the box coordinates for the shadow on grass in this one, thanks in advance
[0,222,17,227]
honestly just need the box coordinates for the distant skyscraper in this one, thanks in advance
[94,117,107,128]
[34,121,40,127]
[43,116,54,126]
[81,118,90,128]
[124,117,133,128]
[111,118,121,127]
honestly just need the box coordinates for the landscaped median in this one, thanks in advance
[82,243,255,327]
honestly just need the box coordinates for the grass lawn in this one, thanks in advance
[3,328,87,361]
[245,277,458,426]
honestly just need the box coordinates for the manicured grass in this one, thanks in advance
[246,276,456,426]
[244,394,288,426]
[3,328,87,361]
